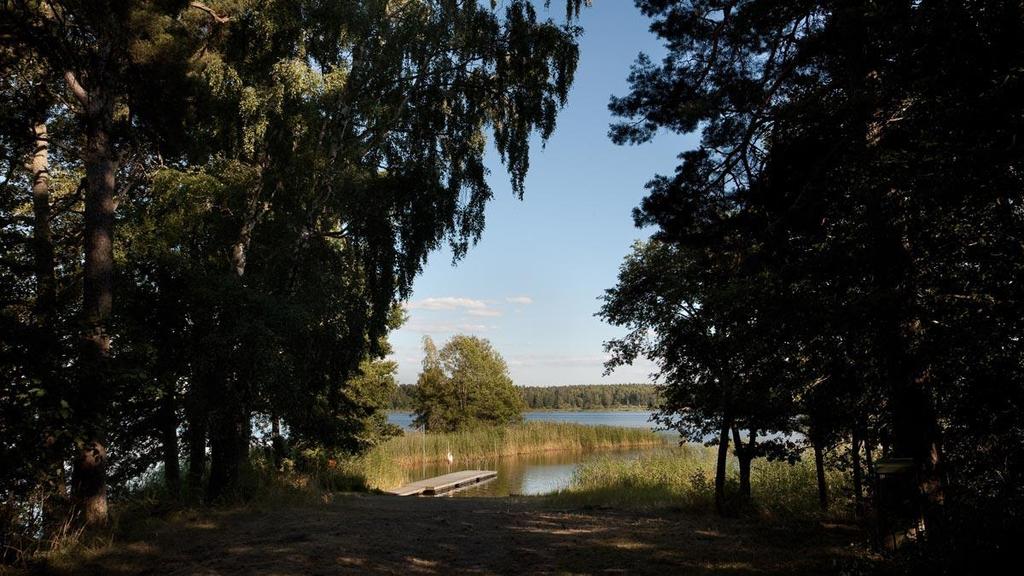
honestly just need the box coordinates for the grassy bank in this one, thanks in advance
[548,445,852,519]
[333,421,667,490]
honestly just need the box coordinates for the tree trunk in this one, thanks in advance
[271,415,286,471]
[160,383,180,495]
[205,186,263,497]
[207,416,233,501]
[848,0,946,537]
[731,426,755,505]
[31,121,67,534]
[69,70,117,527]
[185,392,208,498]
[714,416,731,515]
[31,122,56,334]
[229,186,265,277]
[864,439,875,487]
[892,367,946,537]
[813,437,828,512]
[852,431,864,518]
[71,441,107,527]
[207,402,250,501]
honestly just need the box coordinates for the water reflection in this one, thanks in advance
[405,448,649,497]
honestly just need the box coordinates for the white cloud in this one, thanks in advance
[505,295,534,305]
[404,321,489,334]
[405,295,503,319]
[406,297,489,311]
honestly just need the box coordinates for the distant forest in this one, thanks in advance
[391,384,659,411]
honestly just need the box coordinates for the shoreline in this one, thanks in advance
[387,407,658,414]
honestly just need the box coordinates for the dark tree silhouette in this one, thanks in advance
[602,1,1024,564]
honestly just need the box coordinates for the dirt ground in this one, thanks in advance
[40,495,875,576]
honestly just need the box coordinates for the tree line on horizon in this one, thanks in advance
[390,383,659,412]
[598,1,1024,569]
[0,0,586,548]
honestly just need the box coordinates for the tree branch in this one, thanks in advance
[63,70,88,107]
[189,2,231,24]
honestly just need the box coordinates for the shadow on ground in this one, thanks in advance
[42,495,874,575]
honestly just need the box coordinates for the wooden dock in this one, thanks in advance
[385,470,497,497]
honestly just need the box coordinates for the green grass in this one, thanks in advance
[547,445,853,519]
[321,421,667,491]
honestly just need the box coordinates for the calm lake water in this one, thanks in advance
[387,410,660,431]
[403,447,652,497]
[386,410,666,497]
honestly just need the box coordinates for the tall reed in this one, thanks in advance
[342,421,667,490]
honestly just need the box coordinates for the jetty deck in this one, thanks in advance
[385,470,497,496]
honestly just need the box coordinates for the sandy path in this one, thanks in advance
[57,495,870,575]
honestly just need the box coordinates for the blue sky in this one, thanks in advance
[388,1,699,386]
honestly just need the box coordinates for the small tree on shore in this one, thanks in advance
[413,335,524,432]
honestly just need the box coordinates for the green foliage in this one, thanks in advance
[413,335,525,432]
[602,240,798,451]
[284,351,406,457]
[1,0,588,553]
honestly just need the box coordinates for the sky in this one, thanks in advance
[388,2,700,386]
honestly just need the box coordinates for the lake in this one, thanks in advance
[387,410,660,431]
[387,410,669,497]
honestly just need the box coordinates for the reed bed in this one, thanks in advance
[549,445,852,519]
[338,421,667,490]
[377,421,665,465]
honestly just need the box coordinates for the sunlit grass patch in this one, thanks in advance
[547,445,852,519]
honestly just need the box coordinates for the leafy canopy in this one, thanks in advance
[413,335,524,432]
